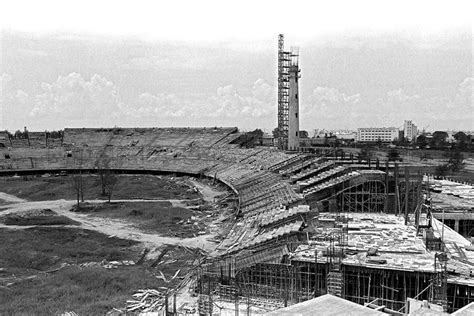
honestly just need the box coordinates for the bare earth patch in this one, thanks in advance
[0,175,235,314]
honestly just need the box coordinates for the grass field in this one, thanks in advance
[0,174,201,201]
[0,264,164,315]
[0,227,190,314]
[0,227,139,273]
[0,209,81,226]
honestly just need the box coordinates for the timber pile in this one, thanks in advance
[126,289,165,313]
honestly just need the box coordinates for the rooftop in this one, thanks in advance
[290,213,474,284]
[291,213,437,272]
[266,294,388,315]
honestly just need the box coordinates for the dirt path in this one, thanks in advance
[0,192,26,203]
[0,176,233,253]
[0,198,221,252]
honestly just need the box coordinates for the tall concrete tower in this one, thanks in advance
[288,47,300,151]
[277,35,300,151]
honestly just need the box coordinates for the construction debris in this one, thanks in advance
[155,270,180,283]
[126,289,165,313]
[79,260,135,269]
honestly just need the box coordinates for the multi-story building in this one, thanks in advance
[356,127,398,142]
[404,120,418,141]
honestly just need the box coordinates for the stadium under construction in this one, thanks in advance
[0,35,473,315]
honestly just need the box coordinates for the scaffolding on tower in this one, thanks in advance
[277,34,291,150]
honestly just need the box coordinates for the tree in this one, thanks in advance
[454,131,469,150]
[387,149,402,162]
[299,130,309,139]
[232,129,264,148]
[103,169,118,203]
[250,129,264,145]
[446,150,465,172]
[272,127,282,139]
[454,131,468,142]
[72,172,84,206]
[71,149,85,206]
[95,157,118,202]
[435,164,450,178]
[96,157,111,197]
[14,130,23,139]
[416,135,429,148]
[375,137,383,147]
[431,131,449,148]
[358,146,373,162]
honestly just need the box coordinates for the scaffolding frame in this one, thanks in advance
[431,252,448,310]
[277,34,291,150]
[340,180,387,213]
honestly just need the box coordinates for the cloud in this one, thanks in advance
[1,73,32,129]
[121,92,187,118]
[206,79,276,119]
[6,70,472,131]
[123,54,208,71]
[5,72,278,129]
[301,78,474,130]
[379,78,473,128]
[17,48,50,58]
[122,78,276,123]
[30,73,120,122]
[454,77,474,108]
[302,87,361,129]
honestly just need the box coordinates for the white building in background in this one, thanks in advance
[404,120,418,141]
[356,127,399,142]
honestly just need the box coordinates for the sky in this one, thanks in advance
[1,0,473,132]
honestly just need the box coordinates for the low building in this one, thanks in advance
[261,133,274,146]
[356,127,398,142]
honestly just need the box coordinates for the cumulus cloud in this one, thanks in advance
[301,78,473,130]
[376,78,473,128]
[4,72,278,129]
[121,92,188,118]
[7,71,471,131]
[302,87,361,128]
[30,73,120,121]
[1,73,32,128]
[122,78,276,124]
[206,79,276,119]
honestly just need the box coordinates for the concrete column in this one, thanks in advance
[454,220,460,232]
[288,65,300,151]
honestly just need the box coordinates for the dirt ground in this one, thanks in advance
[0,174,202,201]
[71,201,213,238]
[0,174,236,314]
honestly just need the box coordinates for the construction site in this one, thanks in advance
[0,35,473,315]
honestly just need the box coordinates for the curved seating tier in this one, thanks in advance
[1,128,306,263]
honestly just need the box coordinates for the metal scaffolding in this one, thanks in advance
[340,180,387,213]
[277,34,290,150]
